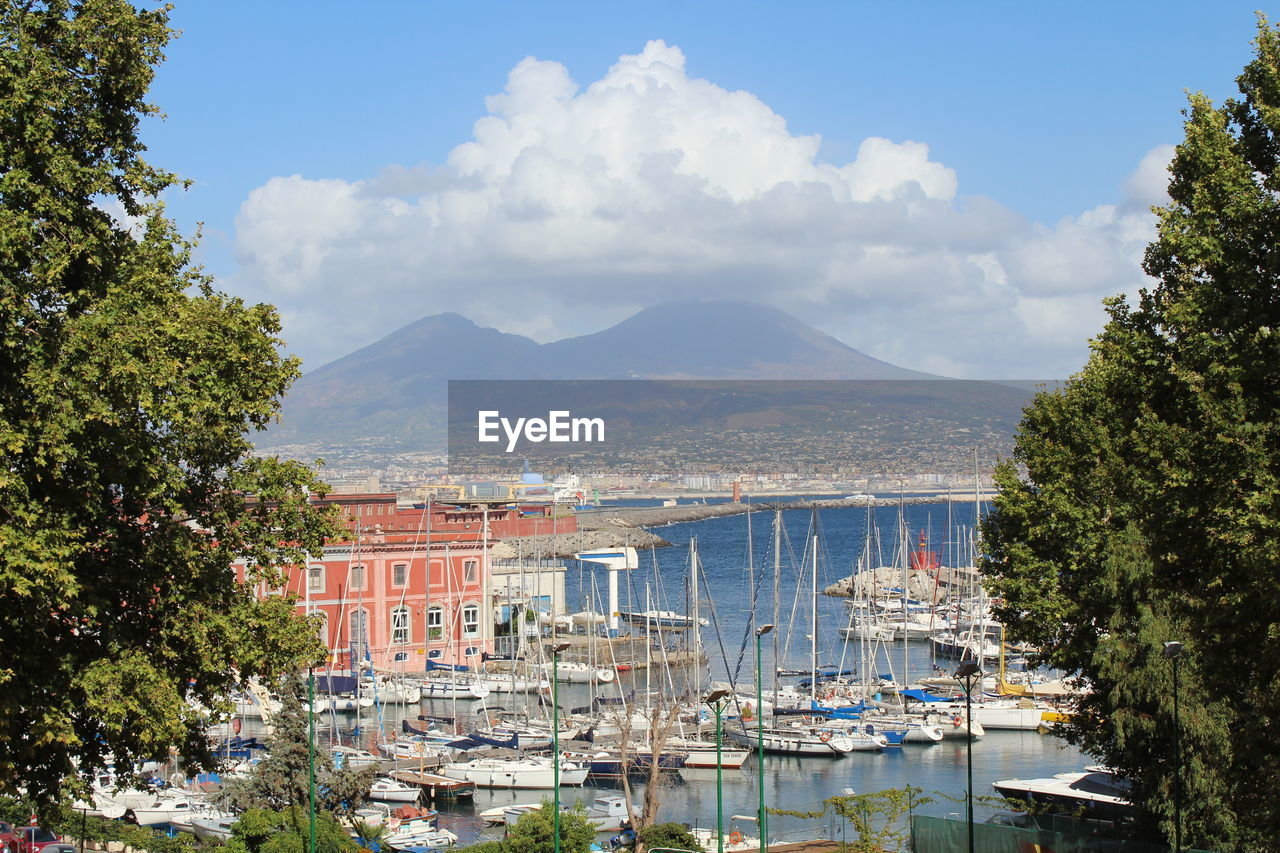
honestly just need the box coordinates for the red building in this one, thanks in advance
[239,495,571,671]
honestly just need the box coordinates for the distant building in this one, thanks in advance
[237,494,573,671]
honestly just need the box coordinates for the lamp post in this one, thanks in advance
[755,624,774,853]
[1163,641,1184,853]
[551,641,571,853]
[705,688,732,853]
[955,662,982,853]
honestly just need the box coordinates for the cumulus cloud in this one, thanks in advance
[230,40,1169,378]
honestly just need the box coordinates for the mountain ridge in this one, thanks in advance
[262,300,936,450]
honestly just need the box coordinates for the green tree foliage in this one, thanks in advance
[0,0,337,805]
[634,822,702,853]
[221,683,373,815]
[981,16,1280,850]
[223,808,357,853]
[502,802,597,853]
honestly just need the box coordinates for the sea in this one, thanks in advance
[304,496,1085,845]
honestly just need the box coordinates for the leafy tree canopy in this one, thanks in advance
[0,0,336,806]
[634,822,702,853]
[224,808,357,853]
[502,802,597,853]
[982,15,1280,850]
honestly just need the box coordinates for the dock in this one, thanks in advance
[389,768,476,801]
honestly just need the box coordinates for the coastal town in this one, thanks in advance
[6,3,1279,853]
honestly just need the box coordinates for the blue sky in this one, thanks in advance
[140,2,1272,378]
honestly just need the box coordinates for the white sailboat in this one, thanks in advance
[439,756,589,788]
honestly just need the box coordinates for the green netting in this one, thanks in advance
[911,815,1218,853]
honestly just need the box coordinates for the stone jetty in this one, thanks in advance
[576,494,980,530]
[496,494,987,559]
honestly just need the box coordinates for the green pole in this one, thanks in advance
[965,679,973,853]
[1173,654,1182,853]
[715,704,724,853]
[553,648,561,853]
[756,633,767,853]
[308,668,316,853]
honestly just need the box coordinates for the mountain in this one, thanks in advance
[267,312,544,449]
[262,300,934,450]
[540,301,928,379]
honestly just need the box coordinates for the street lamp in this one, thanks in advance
[705,688,733,853]
[955,661,982,853]
[1163,641,1184,853]
[551,641,572,853]
[754,624,774,853]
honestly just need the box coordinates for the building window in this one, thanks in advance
[390,606,410,645]
[307,566,324,593]
[315,612,329,647]
[463,559,478,584]
[349,564,366,591]
[462,603,480,637]
[392,563,408,588]
[429,559,445,588]
[464,646,480,657]
[349,609,369,659]
[427,606,443,640]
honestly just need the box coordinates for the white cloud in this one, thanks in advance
[229,39,1167,378]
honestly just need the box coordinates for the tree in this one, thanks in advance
[503,802,597,853]
[220,682,373,817]
[981,15,1280,850]
[222,808,357,853]
[634,822,702,853]
[0,0,336,805]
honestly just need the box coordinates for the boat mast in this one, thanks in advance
[772,510,782,708]
[690,537,702,671]
[810,529,818,706]
[745,502,755,637]
[899,492,909,693]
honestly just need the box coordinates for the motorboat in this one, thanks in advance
[539,660,615,684]
[665,737,750,768]
[128,791,201,827]
[478,672,548,694]
[498,796,639,831]
[418,675,491,701]
[170,805,236,835]
[368,777,421,803]
[726,725,884,755]
[991,767,1135,821]
[331,745,383,770]
[618,610,707,629]
[191,815,238,842]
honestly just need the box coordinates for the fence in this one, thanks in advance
[911,815,1217,853]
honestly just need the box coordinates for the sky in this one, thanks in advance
[140,1,1272,378]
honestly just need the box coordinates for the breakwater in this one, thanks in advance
[576,494,978,530]
[498,494,987,558]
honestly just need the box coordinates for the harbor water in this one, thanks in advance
[297,496,1086,845]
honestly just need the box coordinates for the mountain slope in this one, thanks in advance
[263,300,934,450]
[540,301,929,379]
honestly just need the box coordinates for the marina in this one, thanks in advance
[150,497,1090,848]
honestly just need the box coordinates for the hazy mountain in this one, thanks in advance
[540,301,929,379]
[267,312,544,449]
[262,300,934,450]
